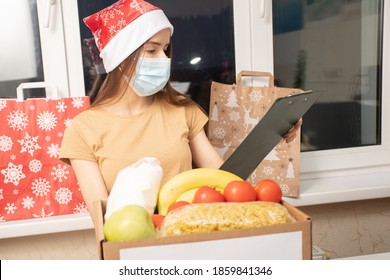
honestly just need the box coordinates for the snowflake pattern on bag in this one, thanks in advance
[0,97,90,221]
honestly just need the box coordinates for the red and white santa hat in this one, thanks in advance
[84,0,174,73]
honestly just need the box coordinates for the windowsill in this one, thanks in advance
[0,213,93,239]
[1,171,389,240]
[284,170,390,207]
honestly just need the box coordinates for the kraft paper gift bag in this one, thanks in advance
[208,71,303,197]
[0,82,90,221]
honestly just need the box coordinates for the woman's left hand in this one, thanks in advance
[283,118,302,143]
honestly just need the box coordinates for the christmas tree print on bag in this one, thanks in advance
[208,71,302,197]
[0,83,90,221]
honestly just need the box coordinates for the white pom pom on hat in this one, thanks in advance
[83,0,174,73]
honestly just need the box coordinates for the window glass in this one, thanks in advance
[77,0,235,113]
[273,0,382,151]
[0,1,44,98]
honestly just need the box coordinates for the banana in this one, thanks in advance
[157,168,243,215]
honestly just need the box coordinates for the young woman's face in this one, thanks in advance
[141,28,171,59]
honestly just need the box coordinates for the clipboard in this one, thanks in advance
[219,90,323,180]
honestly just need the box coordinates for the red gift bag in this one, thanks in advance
[0,82,90,221]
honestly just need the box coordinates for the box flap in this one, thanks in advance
[282,200,311,221]
[282,200,312,259]
[92,200,106,260]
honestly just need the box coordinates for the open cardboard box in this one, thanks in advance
[93,200,312,260]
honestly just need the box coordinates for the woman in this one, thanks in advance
[60,0,300,226]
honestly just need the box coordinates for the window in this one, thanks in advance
[250,0,390,181]
[0,1,71,99]
[76,0,235,113]
[0,1,44,98]
[73,0,390,180]
[5,1,389,180]
[273,0,382,152]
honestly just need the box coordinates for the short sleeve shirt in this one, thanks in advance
[59,96,208,192]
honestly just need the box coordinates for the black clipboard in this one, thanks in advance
[219,90,323,180]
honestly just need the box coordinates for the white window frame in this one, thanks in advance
[35,0,85,98]
[242,0,390,206]
[61,0,85,97]
[35,0,69,97]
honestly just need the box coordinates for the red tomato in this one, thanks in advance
[223,180,256,202]
[168,201,190,213]
[192,186,226,204]
[254,179,282,203]
[151,214,165,229]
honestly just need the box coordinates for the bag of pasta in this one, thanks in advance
[157,201,296,237]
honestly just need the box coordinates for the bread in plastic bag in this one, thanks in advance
[105,157,163,220]
[157,201,296,237]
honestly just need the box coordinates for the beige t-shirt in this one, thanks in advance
[59,96,208,192]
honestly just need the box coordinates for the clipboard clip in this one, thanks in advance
[287,90,312,97]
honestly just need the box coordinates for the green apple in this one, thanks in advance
[103,204,156,241]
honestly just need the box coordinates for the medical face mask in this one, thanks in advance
[126,57,171,97]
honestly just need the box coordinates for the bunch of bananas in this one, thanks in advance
[157,168,243,215]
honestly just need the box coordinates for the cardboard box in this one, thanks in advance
[93,200,311,260]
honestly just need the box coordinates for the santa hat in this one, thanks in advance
[83,0,174,73]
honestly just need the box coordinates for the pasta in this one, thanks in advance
[157,201,296,237]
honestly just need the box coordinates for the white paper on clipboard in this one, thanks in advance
[219,90,324,180]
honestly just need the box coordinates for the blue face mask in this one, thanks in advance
[126,57,171,97]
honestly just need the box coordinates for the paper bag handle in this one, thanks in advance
[16,82,58,101]
[237,71,275,87]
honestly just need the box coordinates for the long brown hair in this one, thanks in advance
[88,43,196,108]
